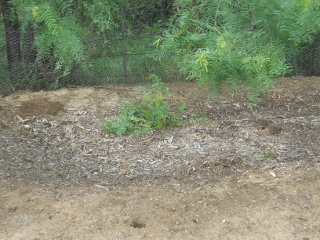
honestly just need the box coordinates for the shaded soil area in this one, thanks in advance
[0,77,319,239]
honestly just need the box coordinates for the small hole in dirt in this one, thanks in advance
[8,206,17,213]
[130,220,146,228]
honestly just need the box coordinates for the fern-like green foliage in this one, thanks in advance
[99,75,183,136]
[158,0,320,106]
[11,0,85,78]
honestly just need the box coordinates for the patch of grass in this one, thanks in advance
[261,151,278,162]
[188,112,213,124]
[99,74,184,136]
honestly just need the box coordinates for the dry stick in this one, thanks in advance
[214,0,221,27]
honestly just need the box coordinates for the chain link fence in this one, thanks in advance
[0,29,184,92]
[0,21,319,94]
[66,28,184,86]
[290,33,320,77]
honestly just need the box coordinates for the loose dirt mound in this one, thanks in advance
[0,77,319,239]
[17,99,65,117]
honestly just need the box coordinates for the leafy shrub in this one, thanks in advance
[99,74,184,136]
[156,0,320,107]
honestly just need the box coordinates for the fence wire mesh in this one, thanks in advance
[0,14,319,94]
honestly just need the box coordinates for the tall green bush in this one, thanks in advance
[156,0,320,107]
[1,0,85,91]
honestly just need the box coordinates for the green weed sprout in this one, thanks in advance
[99,74,184,136]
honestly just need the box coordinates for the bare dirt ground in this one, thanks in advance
[0,77,319,240]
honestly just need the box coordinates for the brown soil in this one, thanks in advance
[17,99,65,118]
[0,77,319,239]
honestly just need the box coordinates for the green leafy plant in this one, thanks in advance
[157,0,320,107]
[49,81,60,90]
[1,0,86,92]
[177,102,186,114]
[99,74,184,136]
